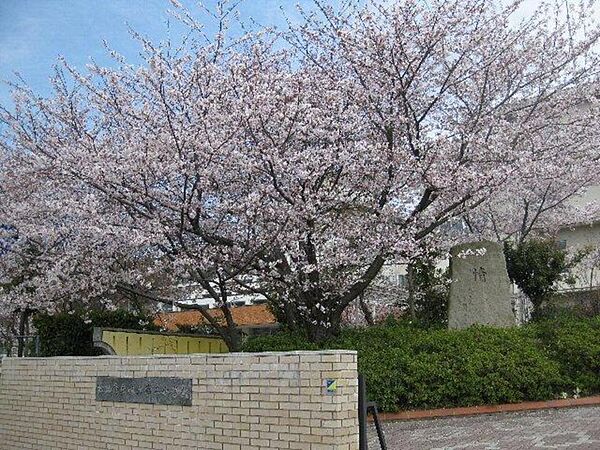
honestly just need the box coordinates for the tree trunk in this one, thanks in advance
[195,306,243,352]
[530,295,546,321]
[304,307,343,343]
[17,308,32,357]
[359,293,375,326]
[283,302,299,332]
[407,263,417,319]
[221,326,243,352]
[306,323,335,343]
[175,301,243,352]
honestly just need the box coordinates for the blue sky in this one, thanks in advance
[0,0,591,109]
[0,0,306,108]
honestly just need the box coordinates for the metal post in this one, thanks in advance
[370,404,388,450]
[358,374,368,450]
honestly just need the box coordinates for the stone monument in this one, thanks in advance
[448,240,515,329]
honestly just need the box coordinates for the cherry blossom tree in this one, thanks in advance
[278,0,600,335]
[2,0,600,344]
[463,105,600,245]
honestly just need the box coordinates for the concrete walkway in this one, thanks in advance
[369,406,600,449]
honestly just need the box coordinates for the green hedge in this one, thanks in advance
[534,315,600,393]
[33,309,159,357]
[243,317,600,412]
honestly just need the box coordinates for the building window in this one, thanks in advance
[397,274,407,286]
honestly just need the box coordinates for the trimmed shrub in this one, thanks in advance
[242,318,598,412]
[88,308,159,331]
[33,312,96,357]
[33,309,158,357]
[532,315,600,395]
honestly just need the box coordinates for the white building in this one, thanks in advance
[555,185,600,291]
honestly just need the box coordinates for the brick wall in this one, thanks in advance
[0,351,358,449]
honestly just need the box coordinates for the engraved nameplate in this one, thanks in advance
[96,376,192,406]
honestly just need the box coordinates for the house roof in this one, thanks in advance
[154,304,277,331]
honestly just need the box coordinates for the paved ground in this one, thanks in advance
[368,406,600,450]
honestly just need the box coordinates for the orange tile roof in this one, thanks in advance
[155,304,277,331]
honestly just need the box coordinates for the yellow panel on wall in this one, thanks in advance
[93,328,228,356]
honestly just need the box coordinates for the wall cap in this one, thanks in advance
[1,349,357,362]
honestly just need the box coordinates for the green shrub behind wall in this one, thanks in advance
[33,312,96,357]
[33,309,159,357]
[533,315,600,394]
[243,318,598,412]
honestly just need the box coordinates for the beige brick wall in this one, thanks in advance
[0,351,358,450]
